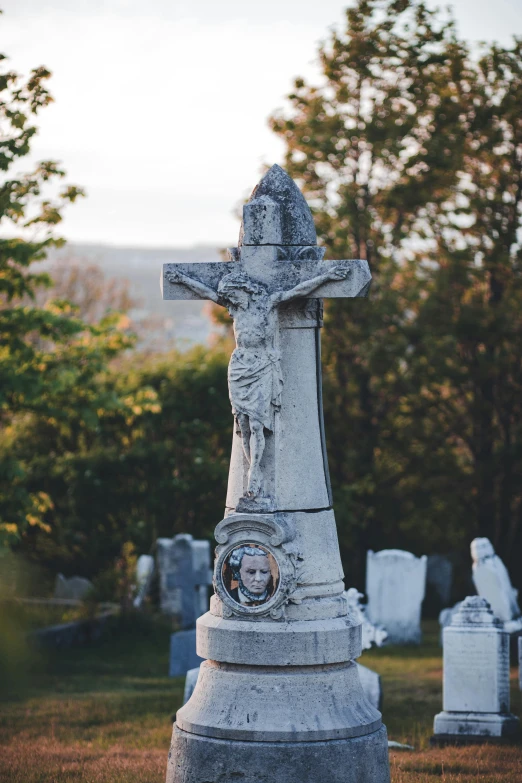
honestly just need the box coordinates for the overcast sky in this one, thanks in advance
[3,0,522,248]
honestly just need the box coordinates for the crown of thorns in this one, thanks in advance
[217,270,266,298]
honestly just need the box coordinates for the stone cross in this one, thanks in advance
[164,166,390,783]
[162,164,370,514]
[156,534,212,628]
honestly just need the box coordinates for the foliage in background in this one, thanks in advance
[10,346,230,578]
[3,0,522,603]
[0,38,146,547]
[270,0,522,588]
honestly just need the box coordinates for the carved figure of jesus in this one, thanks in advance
[166,264,350,498]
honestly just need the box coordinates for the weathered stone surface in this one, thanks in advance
[197,612,362,666]
[178,659,380,742]
[162,244,370,511]
[240,164,317,247]
[433,596,520,741]
[157,534,212,628]
[471,537,522,633]
[166,725,390,783]
[169,630,205,678]
[183,661,383,716]
[54,573,92,601]
[366,549,427,644]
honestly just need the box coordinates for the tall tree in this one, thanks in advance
[270,0,522,585]
[0,37,135,545]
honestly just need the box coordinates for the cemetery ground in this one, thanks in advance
[1,618,521,783]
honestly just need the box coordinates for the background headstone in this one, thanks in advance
[169,630,205,677]
[53,573,93,601]
[432,596,520,742]
[357,663,383,711]
[366,550,427,644]
[471,537,522,633]
[133,554,155,609]
[183,666,201,704]
[426,554,453,609]
[157,533,212,628]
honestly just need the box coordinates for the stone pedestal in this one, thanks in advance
[167,508,390,783]
[432,596,520,744]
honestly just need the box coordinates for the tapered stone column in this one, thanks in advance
[163,165,390,783]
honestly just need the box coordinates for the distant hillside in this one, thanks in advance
[49,242,226,347]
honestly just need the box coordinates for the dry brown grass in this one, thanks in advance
[1,617,521,782]
[389,745,522,782]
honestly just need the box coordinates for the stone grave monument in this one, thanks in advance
[426,554,453,608]
[366,549,427,644]
[156,534,213,677]
[54,573,93,601]
[133,554,154,609]
[432,596,520,743]
[162,165,390,783]
[157,534,212,627]
[471,537,522,634]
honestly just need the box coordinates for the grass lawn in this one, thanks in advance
[0,618,521,782]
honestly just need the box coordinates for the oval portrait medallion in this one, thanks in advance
[222,543,279,607]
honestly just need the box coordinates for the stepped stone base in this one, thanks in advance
[166,724,390,783]
[432,711,521,744]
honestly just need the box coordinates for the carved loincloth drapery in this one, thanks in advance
[228,347,283,432]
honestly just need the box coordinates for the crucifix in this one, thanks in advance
[164,166,390,783]
[161,164,371,514]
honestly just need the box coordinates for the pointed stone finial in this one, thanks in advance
[239,164,317,247]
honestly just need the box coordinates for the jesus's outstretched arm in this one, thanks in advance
[166,270,221,303]
[273,263,351,305]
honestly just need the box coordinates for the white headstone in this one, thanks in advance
[133,554,155,609]
[471,538,522,632]
[54,573,93,601]
[357,663,382,711]
[366,549,427,644]
[433,596,520,741]
[156,534,212,628]
[427,554,453,607]
[345,588,388,649]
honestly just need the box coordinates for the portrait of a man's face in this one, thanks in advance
[222,544,279,607]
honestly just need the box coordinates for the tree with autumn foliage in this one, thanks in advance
[0,45,141,546]
[270,0,522,590]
